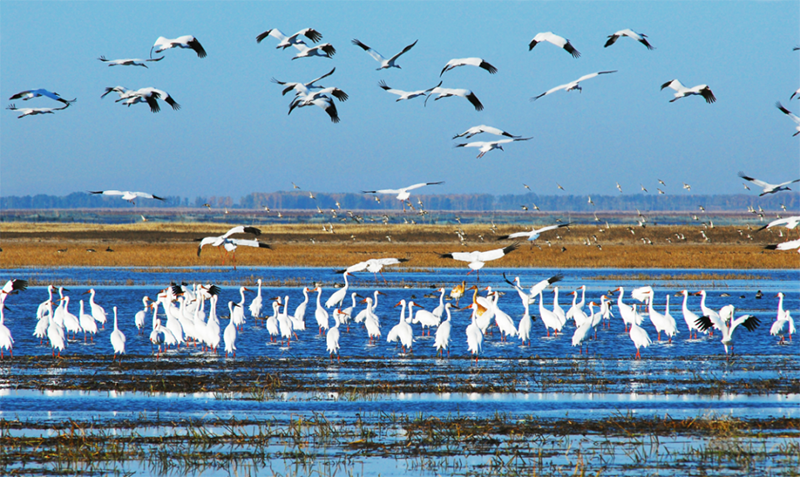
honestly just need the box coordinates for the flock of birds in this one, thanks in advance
[0,275,792,363]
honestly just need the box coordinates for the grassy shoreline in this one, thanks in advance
[1,222,797,269]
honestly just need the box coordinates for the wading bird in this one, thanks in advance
[604,29,653,49]
[115,87,180,113]
[271,67,336,96]
[151,35,206,58]
[528,32,580,57]
[440,57,497,76]
[660,79,716,103]
[196,226,269,268]
[531,71,617,101]
[756,216,800,232]
[738,171,800,195]
[89,190,165,204]
[695,305,760,358]
[110,307,126,363]
[352,38,417,70]
[336,258,409,283]
[765,238,800,253]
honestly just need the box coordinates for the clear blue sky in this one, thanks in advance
[2,1,798,200]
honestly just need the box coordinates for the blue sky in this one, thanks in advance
[2,1,798,200]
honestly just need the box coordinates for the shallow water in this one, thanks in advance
[1,267,798,476]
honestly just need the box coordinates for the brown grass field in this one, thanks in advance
[0,222,797,269]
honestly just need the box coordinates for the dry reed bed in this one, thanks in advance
[1,222,797,269]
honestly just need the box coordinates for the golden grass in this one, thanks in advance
[1,222,797,269]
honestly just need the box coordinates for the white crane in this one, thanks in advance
[738,171,800,196]
[271,67,336,96]
[89,190,165,204]
[434,303,454,357]
[756,216,800,231]
[290,42,336,60]
[336,258,409,283]
[362,181,443,210]
[776,102,800,136]
[378,80,441,102]
[196,226,269,267]
[288,87,348,113]
[352,38,417,70]
[325,272,352,309]
[256,27,323,49]
[453,125,518,140]
[115,87,180,113]
[531,71,617,101]
[425,86,484,111]
[528,32,580,57]
[497,223,569,241]
[288,95,340,122]
[604,29,653,49]
[438,243,520,278]
[9,89,75,105]
[97,55,164,67]
[151,35,206,58]
[110,307,126,363]
[6,102,70,118]
[765,238,800,253]
[660,79,716,103]
[454,137,532,158]
[440,57,497,76]
[695,304,760,358]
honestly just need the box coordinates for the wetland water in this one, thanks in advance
[1,267,798,476]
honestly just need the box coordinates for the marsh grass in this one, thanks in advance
[2,222,797,269]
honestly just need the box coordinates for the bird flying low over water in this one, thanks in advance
[98,56,164,67]
[528,32,580,57]
[89,190,165,204]
[604,29,654,49]
[9,89,75,105]
[452,125,518,140]
[151,35,206,58]
[497,223,570,241]
[256,27,323,48]
[425,86,484,111]
[440,58,497,76]
[336,258,409,283]
[6,102,70,118]
[454,137,532,158]
[660,79,716,103]
[776,102,800,136]
[438,243,520,277]
[738,171,800,196]
[531,71,617,101]
[378,80,441,102]
[351,38,417,70]
[196,226,269,268]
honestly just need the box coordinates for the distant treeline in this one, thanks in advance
[1,191,796,212]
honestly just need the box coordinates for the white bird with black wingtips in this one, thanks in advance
[738,171,800,196]
[98,55,165,67]
[440,57,497,76]
[90,190,165,204]
[362,181,443,210]
[454,137,532,158]
[438,243,520,278]
[660,79,716,103]
[152,35,206,58]
[453,125,519,140]
[9,89,75,105]
[256,27,323,49]
[378,80,441,102]
[604,29,654,49]
[425,86,484,111]
[776,102,800,136]
[531,71,617,101]
[528,32,580,57]
[352,38,417,70]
